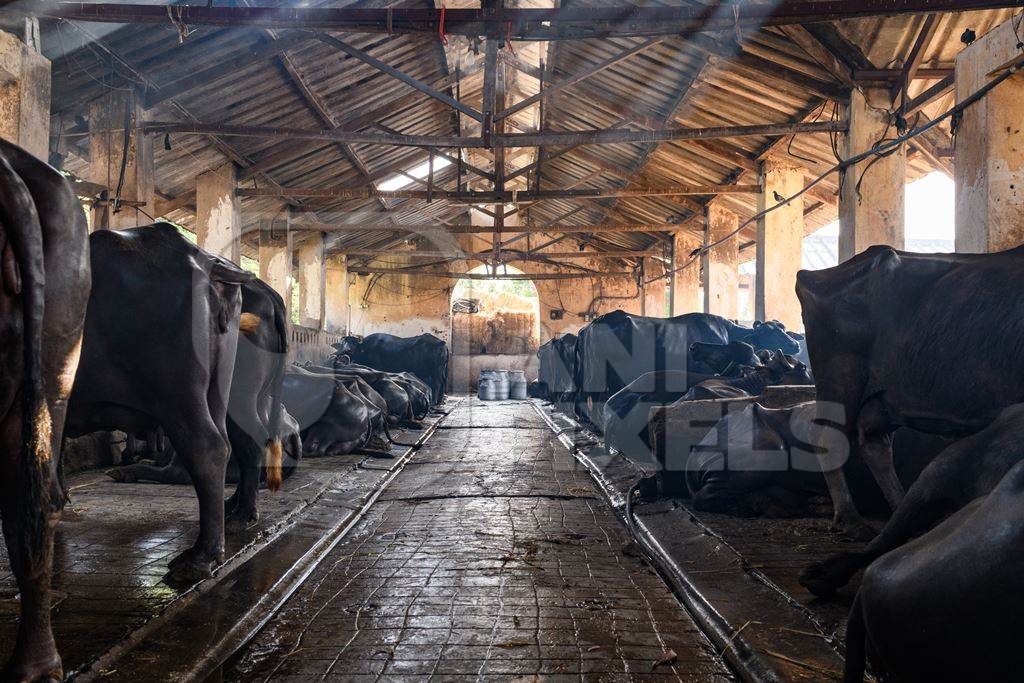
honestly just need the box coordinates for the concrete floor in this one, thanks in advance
[219,399,734,681]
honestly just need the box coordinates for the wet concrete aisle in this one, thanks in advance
[221,399,734,681]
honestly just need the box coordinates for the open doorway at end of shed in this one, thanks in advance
[449,264,541,392]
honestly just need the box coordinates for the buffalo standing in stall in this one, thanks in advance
[0,142,90,682]
[796,245,1024,540]
[65,223,251,583]
[332,333,449,407]
[106,277,291,532]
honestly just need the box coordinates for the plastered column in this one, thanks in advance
[642,257,668,317]
[258,214,292,319]
[702,203,739,319]
[325,253,349,334]
[298,235,325,330]
[89,90,155,230]
[0,26,50,159]
[670,231,701,316]
[756,157,805,329]
[196,163,241,263]
[838,87,905,261]
[954,17,1024,253]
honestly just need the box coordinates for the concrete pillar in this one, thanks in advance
[671,232,701,316]
[297,235,325,330]
[642,257,668,317]
[702,203,739,319]
[954,17,1024,253]
[838,87,906,261]
[0,25,50,159]
[756,157,805,329]
[258,214,292,319]
[89,91,155,230]
[195,162,241,263]
[325,253,349,334]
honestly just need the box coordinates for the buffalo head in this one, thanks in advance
[744,320,801,355]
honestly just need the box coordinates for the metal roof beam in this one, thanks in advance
[28,2,1024,38]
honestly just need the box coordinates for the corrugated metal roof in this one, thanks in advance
[43,2,1018,262]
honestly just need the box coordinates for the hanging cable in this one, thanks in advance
[647,63,1023,286]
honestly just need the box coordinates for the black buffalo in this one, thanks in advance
[686,404,948,520]
[536,333,578,405]
[0,141,90,682]
[844,457,1024,682]
[106,277,291,533]
[332,333,448,407]
[604,354,812,473]
[796,245,1024,539]
[573,310,802,428]
[65,223,250,583]
[688,340,762,376]
[802,403,1024,598]
[282,367,388,458]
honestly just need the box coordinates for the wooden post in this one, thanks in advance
[259,210,292,320]
[89,90,155,230]
[838,87,905,261]
[196,162,241,263]
[756,157,805,329]
[702,203,739,319]
[671,232,701,315]
[954,17,1024,253]
[0,26,50,159]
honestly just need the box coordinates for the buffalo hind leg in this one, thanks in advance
[860,433,904,510]
[0,411,62,682]
[224,432,260,534]
[818,426,876,542]
[164,419,230,584]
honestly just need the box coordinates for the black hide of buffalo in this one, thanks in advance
[0,140,90,682]
[796,245,1024,538]
[65,222,249,584]
[572,310,802,428]
[332,333,448,406]
[844,457,1024,682]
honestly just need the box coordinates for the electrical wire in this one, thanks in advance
[646,62,1023,286]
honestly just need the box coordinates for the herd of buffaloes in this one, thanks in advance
[4,136,1024,682]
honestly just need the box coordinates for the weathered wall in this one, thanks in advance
[346,234,651,392]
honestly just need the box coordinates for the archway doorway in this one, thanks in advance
[449,264,541,392]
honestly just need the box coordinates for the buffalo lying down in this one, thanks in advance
[802,403,1024,599]
[687,403,951,520]
[603,349,811,468]
[0,141,90,682]
[332,333,448,407]
[112,410,303,491]
[845,457,1024,682]
[574,310,804,428]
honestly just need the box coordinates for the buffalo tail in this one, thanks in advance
[264,438,283,492]
[0,151,54,563]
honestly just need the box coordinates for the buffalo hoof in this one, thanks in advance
[1,648,62,683]
[105,467,135,483]
[165,548,219,586]
[799,552,863,597]
[225,507,258,534]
